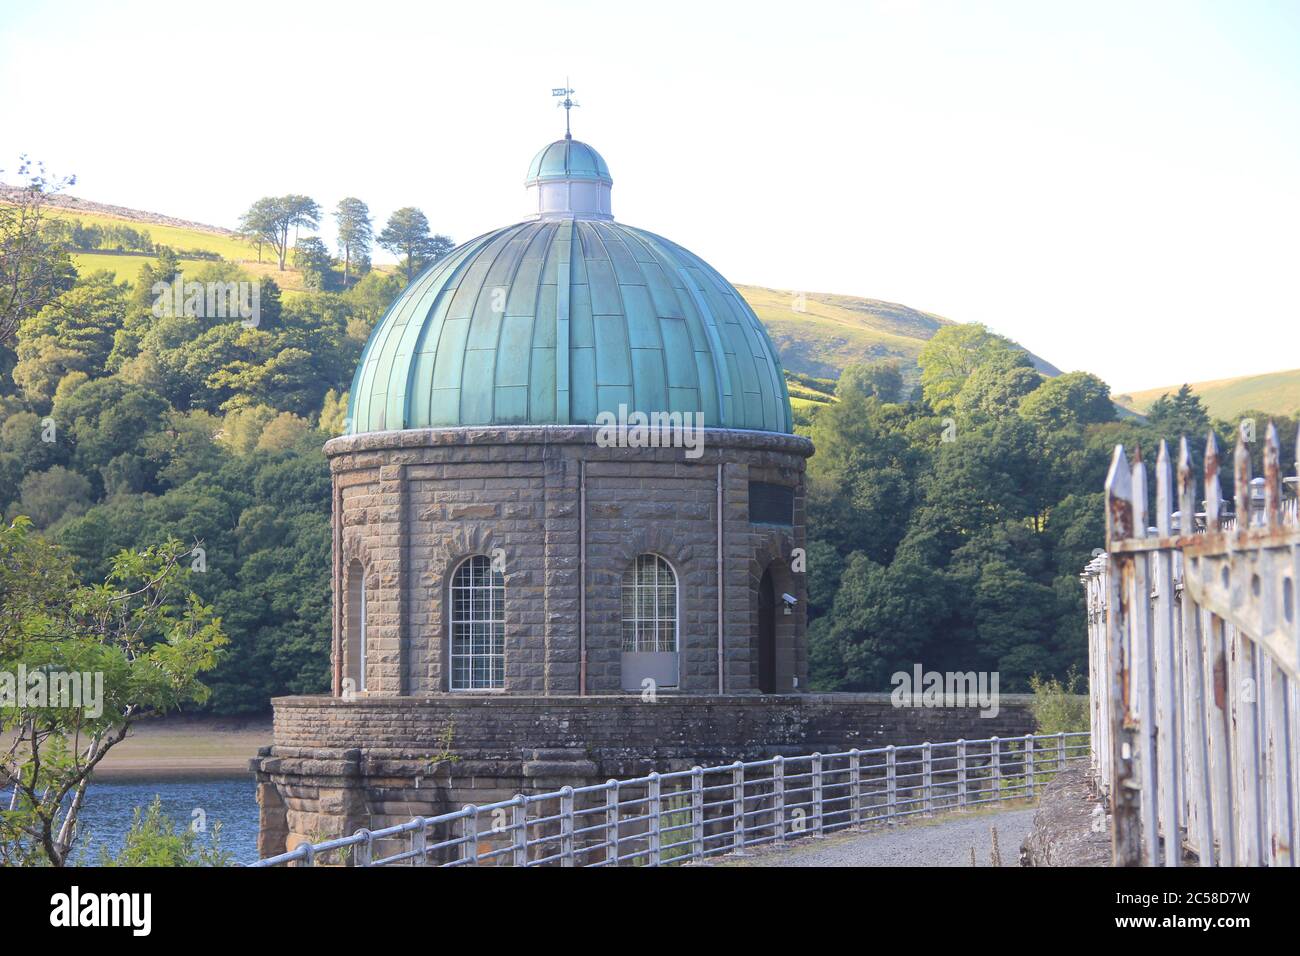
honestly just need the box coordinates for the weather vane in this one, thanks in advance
[552,81,578,139]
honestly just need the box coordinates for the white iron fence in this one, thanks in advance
[1084,424,1299,866]
[248,731,1089,866]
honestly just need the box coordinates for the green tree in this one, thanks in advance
[13,271,127,407]
[54,377,170,490]
[238,196,320,271]
[0,521,226,866]
[1145,384,1210,438]
[0,156,78,345]
[918,323,1025,414]
[377,207,452,282]
[343,270,403,332]
[951,350,1041,425]
[810,553,954,690]
[9,465,92,529]
[292,237,333,290]
[334,197,373,288]
[1019,371,1114,431]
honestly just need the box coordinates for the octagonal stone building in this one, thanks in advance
[253,128,1043,858]
[327,132,813,700]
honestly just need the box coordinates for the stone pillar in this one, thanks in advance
[255,761,288,859]
[543,448,581,694]
[722,461,752,692]
[373,463,405,694]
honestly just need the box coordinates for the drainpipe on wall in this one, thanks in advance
[579,458,587,695]
[717,461,724,695]
[332,484,343,697]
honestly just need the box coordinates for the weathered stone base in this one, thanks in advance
[1020,766,1112,866]
[253,693,1037,859]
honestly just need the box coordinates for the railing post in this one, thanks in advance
[690,767,705,861]
[731,761,747,855]
[811,753,824,836]
[461,806,479,866]
[647,773,662,866]
[885,746,897,820]
[991,737,1002,800]
[956,740,967,809]
[604,781,620,867]
[773,756,786,843]
[511,795,528,867]
[411,817,427,867]
[849,749,862,828]
[559,787,575,867]
[921,743,933,815]
[1056,732,1066,773]
[1024,734,1035,798]
[354,828,372,867]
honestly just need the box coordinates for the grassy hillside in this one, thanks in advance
[42,206,325,291]
[17,195,1063,385]
[1115,369,1300,421]
[737,284,1061,384]
[42,205,255,259]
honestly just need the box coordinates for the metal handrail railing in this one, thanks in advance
[247,730,1089,867]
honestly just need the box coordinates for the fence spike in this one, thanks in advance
[1205,432,1223,530]
[1262,422,1281,529]
[1106,445,1134,544]
[1131,444,1148,535]
[1234,430,1252,528]
[1155,440,1173,537]
[1177,436,1196,533]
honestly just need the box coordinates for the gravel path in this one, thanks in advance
[714,806,1038,867]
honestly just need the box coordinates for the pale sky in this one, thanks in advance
[2,0,1297,392]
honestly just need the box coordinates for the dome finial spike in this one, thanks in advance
[552,80,578,139]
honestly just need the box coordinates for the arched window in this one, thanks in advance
[621,554,678,653]
[345,559,366,693]
[449,555,505,691]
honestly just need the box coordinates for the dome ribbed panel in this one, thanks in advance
[345,221,791,434]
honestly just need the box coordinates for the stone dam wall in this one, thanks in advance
[253,693,1037,858]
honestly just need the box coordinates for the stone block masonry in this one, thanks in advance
[253,693,1037,857]
[325,426,814,697]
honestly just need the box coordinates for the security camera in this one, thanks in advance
[782,593,797,615]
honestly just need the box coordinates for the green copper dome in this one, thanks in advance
[346,219,793,434]
[525,138,612,185]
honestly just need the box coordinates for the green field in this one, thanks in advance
[43,205,256,259]
[70,251,220,281]
[1115,368,1300,420]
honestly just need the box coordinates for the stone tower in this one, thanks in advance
[253,127,1039,859]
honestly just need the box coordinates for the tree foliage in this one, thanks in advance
[805,346,1238,694]
[0,157,78,345]
[238,195,321,271]
[377,207,452,282]
[0,521,226,866]
[333,197,372,288]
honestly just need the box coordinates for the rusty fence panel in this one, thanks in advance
[1084,424,1299,866]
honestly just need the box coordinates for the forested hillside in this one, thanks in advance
[4,182,1295,710]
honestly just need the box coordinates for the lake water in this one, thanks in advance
[69,776,260,865]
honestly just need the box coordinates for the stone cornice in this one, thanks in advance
[324,425,814,460]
